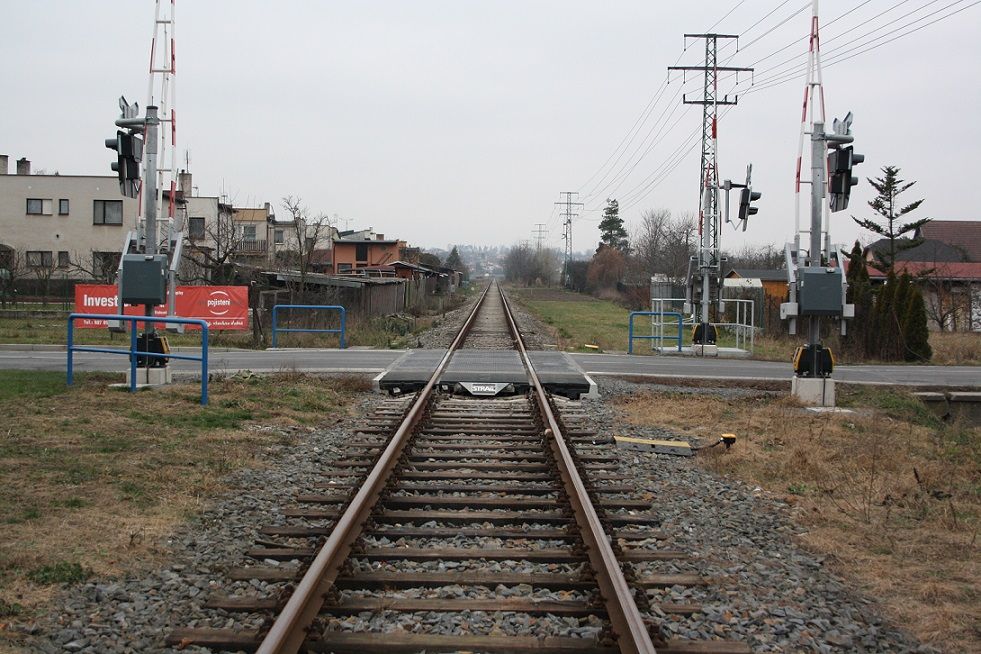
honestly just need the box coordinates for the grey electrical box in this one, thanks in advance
[798,267,843,316]
[120,254,168,305]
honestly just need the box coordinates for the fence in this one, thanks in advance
[648,295,758,353]
[66,313,209,405]
[628,311,683,354]
[271,304,347,348]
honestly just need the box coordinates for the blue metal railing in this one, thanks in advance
[271,304,347,349]
[628,311,683,354]
[67,314,209,405]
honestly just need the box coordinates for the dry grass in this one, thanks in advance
[0,370,363,629]
[930,331,981,366]
[615,386,979,653]
[752,330,980,366]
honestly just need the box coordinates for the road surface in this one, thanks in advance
[1,347,976,387]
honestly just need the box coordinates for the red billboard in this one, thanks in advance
[74,285,249,330]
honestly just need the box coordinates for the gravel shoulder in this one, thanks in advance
[588,376,937,653]
[7,379,939,654]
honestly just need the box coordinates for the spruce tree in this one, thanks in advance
[445,246,469,279]
[852,166,929,273]
[844,241,872,358]
[902,283,932,361]
[598,199,629,252]
[891,274,914,361]
[871,271,898,360]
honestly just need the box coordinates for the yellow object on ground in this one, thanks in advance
[614,435,693,457]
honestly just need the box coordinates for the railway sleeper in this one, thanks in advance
[204,594,703,617]
[245,546,687,562]
[166,628,749,653]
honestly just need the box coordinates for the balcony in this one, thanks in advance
[238,239,268,254]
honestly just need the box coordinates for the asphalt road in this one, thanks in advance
[1,347,977,387]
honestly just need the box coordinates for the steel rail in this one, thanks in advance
[498,285,658,654]
[256,282,493,654]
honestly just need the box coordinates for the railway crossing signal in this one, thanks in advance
[828,145,864,212]
[738,187,761,222]
[105,129,143,198]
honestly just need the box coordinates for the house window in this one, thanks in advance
[337,263,353,273]
[27,251,53,268]
[93,199,123,225]
[58,251,70,268]
[188,216,206,240]
[305,236,315,251]
[355,243,369,262]
[58,199,70,215]
[27,198,53,215]
[93,251,120,280]
[242,224,257,240]
[274,229,284,244]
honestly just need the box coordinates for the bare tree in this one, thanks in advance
[68,250,120,284]
[25,251,57,306]
[279,196,335,301]
[503,244,559,286]
[724,243,784,270]
[0,247,27,308]
[920,261,967,331]
[181,207,247,284]
[631,208,671,275]
[657,211,697,284]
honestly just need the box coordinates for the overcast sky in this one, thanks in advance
[2,1,979,254]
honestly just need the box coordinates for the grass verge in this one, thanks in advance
[614,385,979,652]
[509,287,632,352]
[0,369,365,626]
[510,287,980,364]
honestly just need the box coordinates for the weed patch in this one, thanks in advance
[27,562,90,586]
[615,385,979,653]
[0,370,362,619]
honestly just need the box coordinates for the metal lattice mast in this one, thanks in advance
[146,0,178,250]
[555,192,583,287]
[533,223,547,252]
[669,34,752,333]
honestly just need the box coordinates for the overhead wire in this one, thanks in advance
[608,0,810,212]
[573,0,977,231]
[614,0,975,212]
[738,0,946,89]
[576,0,753,205]
[588,1,810,209]
[742,0,976,95]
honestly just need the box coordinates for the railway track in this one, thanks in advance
[168,281,749,654]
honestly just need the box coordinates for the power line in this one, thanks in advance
[583,1,809,207]
[741,0,949,88]
[577,0,758,203]
[743,0,978,94]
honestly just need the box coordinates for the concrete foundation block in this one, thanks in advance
[791,375,836,407]
[691,344,719,357]
[126,366,173,387]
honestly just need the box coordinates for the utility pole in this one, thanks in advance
[779,0,861,406]
[555,192,583,287]
[669,35,752,353]
[533,223,547,252]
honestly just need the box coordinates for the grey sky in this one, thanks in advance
[2,1,978,254]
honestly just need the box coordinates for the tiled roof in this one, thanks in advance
[916,220,981,262]
[867,260,981,280]
[866,238,968,263]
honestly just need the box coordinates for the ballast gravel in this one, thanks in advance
[13,375,935,653]
[580,376,936,653]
